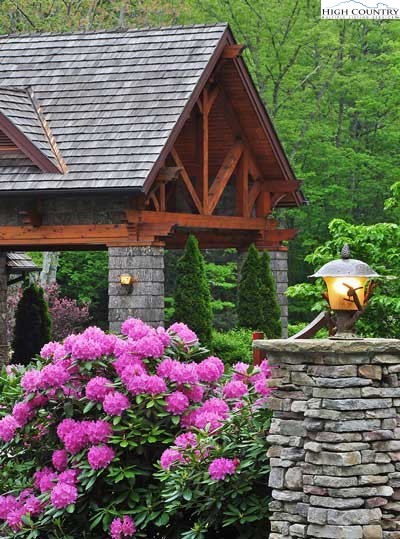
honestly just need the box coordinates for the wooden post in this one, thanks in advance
[237,148,249,217]
[202,87,209,214]
[252,331,264,366]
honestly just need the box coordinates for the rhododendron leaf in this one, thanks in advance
[182,488,192,501]
[63,402,74,417]
[85,475,97,491]
[66,504,75,514]
[21,514,32,525]
[89,512,104,529]
[171,416,180,425]
[112,416,121,425]
[146,400,154,408]
[155,512,169,526]
[83,401,95,414]
[120,440,129,448]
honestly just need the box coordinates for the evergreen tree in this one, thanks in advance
[12,283,52,365]
[259,250,282,338]
[237,244,263,330]
[173,235,213,349]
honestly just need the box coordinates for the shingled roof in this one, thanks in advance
[0,24,229,193]
[0,86,65,173]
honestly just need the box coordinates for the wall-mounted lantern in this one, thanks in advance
[119,274,137,292]
[310,244,379,339]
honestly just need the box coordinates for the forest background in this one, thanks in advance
[1,0,399,331]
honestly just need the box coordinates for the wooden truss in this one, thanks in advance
[1,78,299,251]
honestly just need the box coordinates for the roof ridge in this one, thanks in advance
[0,22,229,40]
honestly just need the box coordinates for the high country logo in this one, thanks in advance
[321,0,400,18]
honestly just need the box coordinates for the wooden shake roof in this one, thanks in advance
[0,23,304,206]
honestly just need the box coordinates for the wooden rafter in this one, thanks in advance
[171,148,203,214]
[208,141,243,214]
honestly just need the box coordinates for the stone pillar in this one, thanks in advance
[269,250,288,337]
[0,253,8,363]
[254,338,400,539]
[108,246,164,332]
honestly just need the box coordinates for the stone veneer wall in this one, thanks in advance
[0,254,7,363]
[108,246,164,332]
[254,338,400,539]
[268,251,288,338]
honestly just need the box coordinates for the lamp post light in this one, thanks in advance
[310,244,379,339]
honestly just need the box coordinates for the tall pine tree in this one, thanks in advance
[173,234,213,349]
[237,244,263,330]
[259,250,282,338]
[12,283,52,365]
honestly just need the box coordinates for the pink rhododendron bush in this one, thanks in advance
[0,319,272,539]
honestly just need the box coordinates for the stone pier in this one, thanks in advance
[254,338,400,539]
[108,246,164,332]
[269,250,288,338]
[0,253,7,363]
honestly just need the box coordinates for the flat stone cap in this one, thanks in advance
[253,338,400,354]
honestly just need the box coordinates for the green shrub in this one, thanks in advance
[173,235,213,349]
[212,328,253,365]
[12,284,52,365]
[237,245,262,330]
[259,251,282,338]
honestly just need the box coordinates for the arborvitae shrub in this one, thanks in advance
[12,283,52,365]
[173,234,213,349]
[259,250,282,338]
[237,244,263,330]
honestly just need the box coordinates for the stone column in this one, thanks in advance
[0,253,8,363]
[253,338,400,539]
[269,250,288,337]
[108,246,164,332]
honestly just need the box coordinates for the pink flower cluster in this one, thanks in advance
[110,515,136,539]
[21,362,70,393]
[88,445,115,470]
[57,419,112,454]
[0,491,42,531]
[208,458,239,481]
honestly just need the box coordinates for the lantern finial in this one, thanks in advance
[341,244,351,260]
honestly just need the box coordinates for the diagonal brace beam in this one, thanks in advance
[171,148,203,214]
[208,141,243,214]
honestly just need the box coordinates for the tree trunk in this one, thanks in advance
[40,252,60,288]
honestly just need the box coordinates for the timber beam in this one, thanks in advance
[222,44,245,59]
[124,209,268,231]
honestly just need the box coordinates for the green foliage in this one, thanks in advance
[287,218,400,337]
[173,235,213,349]
[237,245,262,330]
[205,260,237,330]
[56,252,108,328]
[259,251,281,338]
[12,284,52,365]
[212,328,253,365]
[156,389,271,539]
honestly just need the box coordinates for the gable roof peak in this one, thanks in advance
[0,22,229,41]
[0,86,66,173]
